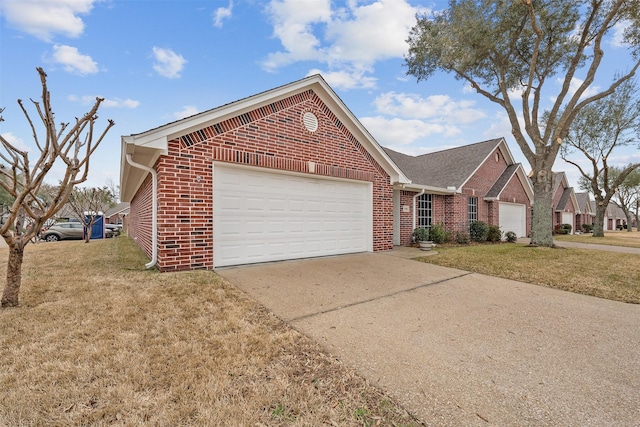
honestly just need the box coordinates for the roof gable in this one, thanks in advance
[384,138,506,190]
[121,74,409,202]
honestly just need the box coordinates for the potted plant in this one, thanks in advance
[413,227,433,251]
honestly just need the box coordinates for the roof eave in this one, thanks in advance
[394,182,458,195]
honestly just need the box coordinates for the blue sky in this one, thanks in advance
[1,0,638,193]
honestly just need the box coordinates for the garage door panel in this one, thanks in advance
[214,165,372,267]
[499,203,526,238]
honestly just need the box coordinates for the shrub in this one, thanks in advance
[582,224,593,233]
[469,221,489,242]
[505,231,518,243]
[412,227,430,242]
[555,223,572,235]
[455,231,470,244]
[430,223,446,244]
[486,225,502,242]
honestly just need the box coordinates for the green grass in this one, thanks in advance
[417,243,640,304]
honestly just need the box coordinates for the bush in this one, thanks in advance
[486,225,502,242]
[505,231,518,243]
[412,227,430,242]
[469,221,489,242]
[555,223,572,235]
[581,224,593,233]
[455,231,470,244]
[430,223,446,244]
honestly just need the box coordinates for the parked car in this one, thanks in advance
[41,222,85,242]
[105,223,121,237]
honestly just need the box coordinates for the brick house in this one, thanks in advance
[575,192,594,232]
[384,138,533,245]
[551,172,579,234]
[121,75,411,271]
[120,76,533,271]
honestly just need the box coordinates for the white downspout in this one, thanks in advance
[412,189,426,230]
[126,154,158,269]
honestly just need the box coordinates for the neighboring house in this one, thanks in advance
[551,172,579,234]
[120,76,533,272]
[104,202,129,225]
[121,75,410,271]
[589,200,626,230]
[384,138,534,245]
[574,192,594,232]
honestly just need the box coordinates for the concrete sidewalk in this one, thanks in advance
[517,237,640,254]
[218,251,640,426]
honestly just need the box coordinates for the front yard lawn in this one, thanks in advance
[554,230,640,248]
[0,238,417,426]
[417,243,640,304]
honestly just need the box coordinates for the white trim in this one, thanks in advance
[125,154,157,269]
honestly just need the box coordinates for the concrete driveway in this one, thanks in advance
[220,250,640,426]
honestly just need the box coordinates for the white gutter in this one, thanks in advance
[125,154,158,269]
[412,189,426,230]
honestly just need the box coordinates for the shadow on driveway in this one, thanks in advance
[218,251,640,427]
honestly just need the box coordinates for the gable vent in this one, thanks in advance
[303,111,318,132]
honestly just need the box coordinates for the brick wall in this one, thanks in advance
[129,173,154,260]
[398,148,533,241]
[130,89,393,271]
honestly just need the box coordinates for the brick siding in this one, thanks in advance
[130,89,393,271]
[399,148,532,242]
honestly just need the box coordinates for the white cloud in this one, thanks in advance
[102,98,140,109]
[68,94,140,108]
[610,20,630,48]
[307,67,376,90]
[213,1,233,28]
[51,44,98,75]
[373,92,486,124]
[263,0,425,88]
[361,115,461,147]
[551,76,601,104]
[152,47,187,79]
[0,132,30,152]
[173,106,200,120]
[0,0,95,42]
[262,0,332,70]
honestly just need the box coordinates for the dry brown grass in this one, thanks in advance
[418,243,640,304]
[554,230,640,248]
[0,238,418,426]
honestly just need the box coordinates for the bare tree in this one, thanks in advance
[67,186,117,243]
[0,68,114,307]
[404,0,640,246]
[561,78,640,236]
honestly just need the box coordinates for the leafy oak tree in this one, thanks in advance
[561,78,640,236]
[405,0,640,246]
[0,68,114,307]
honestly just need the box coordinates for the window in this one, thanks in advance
[468,197,478,224]
[417,193,432,228]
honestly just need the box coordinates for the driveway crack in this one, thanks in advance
[289,272,473,323]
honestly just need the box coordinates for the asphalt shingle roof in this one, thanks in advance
[383,138,504,189]
[486,164,519,198]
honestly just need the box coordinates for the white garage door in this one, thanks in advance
[213,164,372,267]
[561,212,574,233]
[499,202,526,238]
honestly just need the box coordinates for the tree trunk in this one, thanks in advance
[529,171,554,247]
[1,241,25,307]
[593,204,607,237]
[623,210,633,232]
